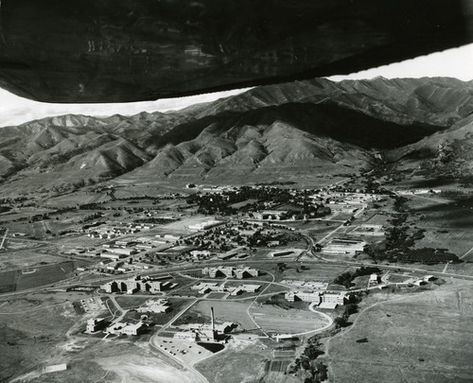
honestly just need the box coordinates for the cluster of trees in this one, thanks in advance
[333,266,381,288]
[187,186,296,215]
[365,195,461,264]
[290,337,328,383]
[187,186,331,217]
[334,303,359,328]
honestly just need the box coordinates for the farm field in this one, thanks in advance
[326,280,473,383]
[249,303,330,335]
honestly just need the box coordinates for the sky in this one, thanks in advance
[0,43,471,127]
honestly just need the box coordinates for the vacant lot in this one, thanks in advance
[326,280,473,383]
[196,341,271,383]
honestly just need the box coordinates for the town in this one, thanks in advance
[0,179,466,383]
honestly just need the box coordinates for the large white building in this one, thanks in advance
[105,321,146,336]
[285,290,321,303]
[323,238,366,256]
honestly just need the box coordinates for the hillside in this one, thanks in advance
[387,114,473,183]
[0,77,472,195]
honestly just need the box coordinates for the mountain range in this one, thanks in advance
[1,76,473,196]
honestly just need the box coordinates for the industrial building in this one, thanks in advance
[174,307,235,343]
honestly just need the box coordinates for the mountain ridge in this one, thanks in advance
[0,76,471,195]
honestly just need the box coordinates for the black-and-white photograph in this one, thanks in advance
[0,1,472,382]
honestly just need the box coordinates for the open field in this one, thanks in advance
[414,229,473,257]
[0,260,87,293]
[275,262,350,283]
[0,248,65,271]
[326,280,473,383]
[408,196,473,229]
[250,303,330,335]
[196,341,272,383]
[0,292,79,382]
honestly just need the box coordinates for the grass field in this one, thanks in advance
[408,196,473,229]
[0,293,78,382]
[15,261,85,291]
[414,229,473,258]
[277,262,350,283]
[325,280,473,383]
[249,303,330,335]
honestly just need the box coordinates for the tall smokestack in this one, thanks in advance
[210,306,216,340]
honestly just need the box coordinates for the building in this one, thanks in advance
[43,364,67,374]
[100,253,126,261]
[101,275,176,295]
[174,307,235,343]
[369,273,380,286]
[285,290,321,303]
[351,224,384,237]
[202,266,259,279]
[229,284,261,296]
[107,247,137,256]
[319,292,346,309]
[323,238,366,256]
[106,321,146,336]
[86,318,108,333]
[270,250,294,258]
